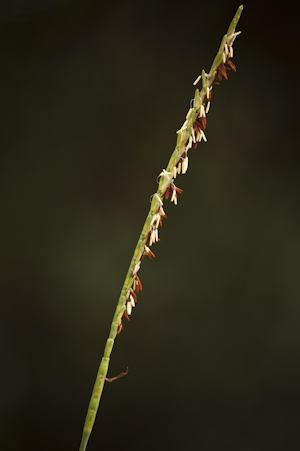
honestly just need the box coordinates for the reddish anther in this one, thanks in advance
[135,276,142,292]
[116,321,123,336]
[226,59,236,72]
[164,186,171,199]
[146,232,151,246]
[216,62,228,81]
[175,185,183,194]
[130,289,137,302]
[146,248,155,259]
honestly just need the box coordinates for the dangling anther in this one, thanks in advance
[103,367,129,382]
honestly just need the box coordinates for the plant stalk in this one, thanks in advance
[78,5,243,450]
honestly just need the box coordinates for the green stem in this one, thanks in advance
[78,5,243,451]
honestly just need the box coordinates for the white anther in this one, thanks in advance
[159,206,166,217]
[150,214,157,227]
[155,215,160,229]
[149,233,153,246]
[182,158,188,174]
[159,169,172,179]
[130,295,135,307]
[193,74,201,86]
[176,119,188,133]
[186,108,194,119]
[171,189,176,203]
[132,262,141,276]
[201,130,207,142]
[186,135,193,150]
[154,193,163,206]
[150,230,156,246]
[206,101,210,114]
[149,234,153,247]
[127,302,132,315]
[222,52,226,63]
[152,229,156,243]
[159,169,173,191]
[228,31,241,45]
[191,127,196,143]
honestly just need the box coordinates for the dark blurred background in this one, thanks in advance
[1,1,299,450]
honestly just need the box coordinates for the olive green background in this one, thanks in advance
[1,1,299,450]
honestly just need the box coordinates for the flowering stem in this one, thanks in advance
[78,5,243,451]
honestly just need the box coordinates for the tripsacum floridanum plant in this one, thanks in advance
[79,5,243,451]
